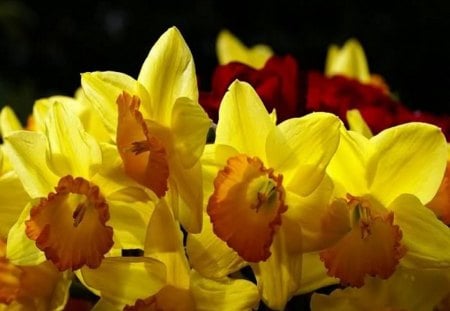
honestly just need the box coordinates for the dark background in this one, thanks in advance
[1,0,449,123]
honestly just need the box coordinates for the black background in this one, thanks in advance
[1,0,450,122]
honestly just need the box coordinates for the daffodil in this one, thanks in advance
[310,267,450,311]
[187,80,341,310]
[81,26,211,233]
[3,102,154,271]
[0,239,72,311]
[216,29,273,69]
[325,38,388,92]
[80,199,260,311]
[349,108,450,225]
[314,120,450,287]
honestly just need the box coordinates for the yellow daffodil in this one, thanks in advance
[325,38,389,92]
[310,267,450,311]
[81,26,211,233]
[0,239,72,310]
[80,200,260,311]
[3,102,154,271]
[216,29,273,69]
[187,80,341,310]
[314,121,450,287]
[348,108,450,225]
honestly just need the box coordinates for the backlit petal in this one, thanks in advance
[190,270,260,311]
[296,252,339,295]
[144,200,190,288]
[81,257,166,307]
[216,29,273,69]
[186,213,245,279]
[138,26,198,124]
[325,38,371,83]
[390,193,450,269]
[251,216,303,310]
[7,203,46,266]
[216,80,275,157]
[44,102,102,178]
[4,131,58,198]
[326,129,370,197]
[368,123,447,206]
[171,97,211,169]
[0,106,23,137]
[0,171,30,239]
[168,160,203,233]
[346,109,373,138]
[81,71,149,138]
[311,267,450,311]
[268,112,341,196]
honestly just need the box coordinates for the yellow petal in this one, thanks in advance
[216,80,275,157]
[0,171,30,239]
[284,175,343,252]
[390,193,450,269]
[168,160,204,234]
[171,97,211,169]
[310,267,450,311]
[296,252,339,295]
[327,129,371,197]
[81,71,149,138]
[325,38,371,83]
[346,109,373,138]
[187,213,246,279]
[81,257,166,307]
[44,102,102,178]
[216,29,273,69]
[108,199,154,250]
[190,270,260,311]
[4,131,59,198]
[268,112,341,196]
[250,215,303,310]
[144,200,190,288]
[138,26,198,124]
[6,203,46,266]
[368,123,447,206]
[0,106,23,137]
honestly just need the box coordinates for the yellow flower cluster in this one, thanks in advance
[0,26,449,311]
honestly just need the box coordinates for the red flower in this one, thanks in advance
[306,71,450,138]
[200,55,304,123]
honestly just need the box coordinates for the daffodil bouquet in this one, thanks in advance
[0,26,449,311]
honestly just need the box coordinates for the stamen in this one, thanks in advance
[72,203,87,227]
[130,140,151,155]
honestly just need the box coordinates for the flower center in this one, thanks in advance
[116,91,169,198]
[207,154,287,262]
[320,194,406,287]
[26,175,113,271]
